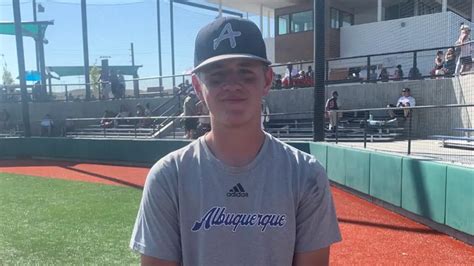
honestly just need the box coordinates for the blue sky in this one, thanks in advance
[0,0,267,87]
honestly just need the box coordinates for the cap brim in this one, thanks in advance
[192,54,271,73]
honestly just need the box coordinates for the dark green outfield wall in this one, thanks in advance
[0,138,472,236]
[309,142,473,236]
[0,137,189,165]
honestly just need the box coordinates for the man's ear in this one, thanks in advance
[262,67,274,96]
[191,74,204,101]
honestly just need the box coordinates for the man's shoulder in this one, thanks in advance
[149,140,201,175]
[266,134,321,169]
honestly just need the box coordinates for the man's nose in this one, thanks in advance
[221,72,243,90]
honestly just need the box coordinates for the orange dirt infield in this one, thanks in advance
[1,159,472,264]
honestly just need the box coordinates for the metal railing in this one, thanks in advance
[329,104,474,166]
[1,41,472,103]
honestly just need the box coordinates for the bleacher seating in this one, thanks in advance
[265,112,406,142]
[66,124,155,139]
[429,128,474,149]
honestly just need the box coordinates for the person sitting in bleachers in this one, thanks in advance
[393,65,404,80]
[115,104,131,126]
[369,66,378,82]
[273,74,283,90]
[100,110,116,128]
[293,70,307,87]
[387,88,416,120]
[431,51,445,78]
[144,103,154,127]
[379,67,389,82]
[444,48,456,76]
[306,66,313,79]
[136,103,146,127]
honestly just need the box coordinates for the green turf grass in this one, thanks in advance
[0,173,143,265]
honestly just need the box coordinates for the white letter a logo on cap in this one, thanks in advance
[213,23,242,50]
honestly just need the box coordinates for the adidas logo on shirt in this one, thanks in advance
[227,183,248,197]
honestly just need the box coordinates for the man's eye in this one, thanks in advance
[208,79,223,86]
[240,69,254,75]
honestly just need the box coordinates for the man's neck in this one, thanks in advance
[205,124,266,168]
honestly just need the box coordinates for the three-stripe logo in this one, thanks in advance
[227,183,249,197]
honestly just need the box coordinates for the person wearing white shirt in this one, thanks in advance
[40,114,54,136]
[387,88,416,120]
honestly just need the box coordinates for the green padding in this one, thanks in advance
[309,142,327,170]
[401,158,446,224]
[326,145,345,184]
[287,142,310,154]
[370,152,402,206]
[446,166,474,235]
[345,148,370,194]
[0,138,18,157]
[3,138,32,157]
[0,138,189,164]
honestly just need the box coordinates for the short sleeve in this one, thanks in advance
[129,160,181,262]
[295,162,342,253]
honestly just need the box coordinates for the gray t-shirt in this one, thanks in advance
[130,133,341,265]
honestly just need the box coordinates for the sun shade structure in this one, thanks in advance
[4,20,54,104]
[0,20,53,39]
[47,65,142,77]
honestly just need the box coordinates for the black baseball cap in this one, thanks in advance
[402,88,410,92]
[192,17,271,73]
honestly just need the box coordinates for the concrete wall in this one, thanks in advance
[1,97,173,136]
[340,11,470,57]
[334,11,474,79]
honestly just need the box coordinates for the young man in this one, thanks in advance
[130,17,341,266]
[387,87,416,120]
[325,91,339,132]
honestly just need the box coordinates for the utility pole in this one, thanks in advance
[33,0,37,21]
[13,0,31,137]
[170,0,176,87]
[130,42,135,66]
[33,0,40,81]
[81,0,91,101]
[131,42,139,97]
[313,0,325,141]
[156,0,163,87]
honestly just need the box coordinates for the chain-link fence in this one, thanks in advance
[325,105,473,166]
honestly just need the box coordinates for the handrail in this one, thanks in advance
[155,102,180,127]
[331,103,474,113]
[151,94,179,115]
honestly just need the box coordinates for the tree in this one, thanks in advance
[89,65,100,97]
[2,64,14,86]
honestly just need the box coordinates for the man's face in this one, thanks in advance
[403,90,410,96]
[192,58,273,128]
